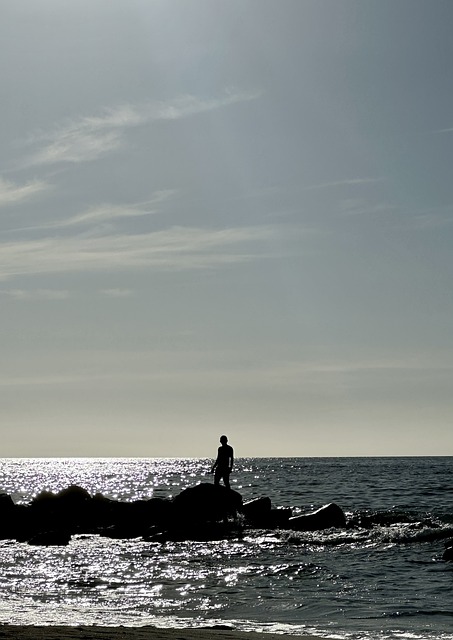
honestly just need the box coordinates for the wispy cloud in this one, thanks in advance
[63,203,155,226]
[0,224,276,281]
[0,177,51,207]
[27,131,122,166]
[2,351,449,390]
[408,205,453,229]
[59,190,176,227]
[4,191,177,234]
[339,198,395,217]
[0,288,69,300]
[100,289,133,298]
[22,90,260,167]
[302,178,384,191]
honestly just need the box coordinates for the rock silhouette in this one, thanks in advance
[0,484,347,545]
[172,483,242,522]
[288,502,347,531]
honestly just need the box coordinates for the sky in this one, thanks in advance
[1,0,453,457]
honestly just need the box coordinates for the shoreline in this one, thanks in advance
[0,626,331,640]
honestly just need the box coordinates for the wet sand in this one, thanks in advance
[0,626,329,640]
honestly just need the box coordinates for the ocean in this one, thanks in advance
[0,457,452,640]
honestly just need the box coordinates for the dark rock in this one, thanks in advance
[31,490,58,509]
[0,493,15,512]
[27,530,71,546]
[8,487,174,541]
[241,497,292,529]
[89,493,119,528]
[56,485,91,503]
[443,539,453,561]
[95,496,172,538]
[144,520,242,543]
[0,483,349,543]
[443,546,453,562]
[100,524,143,540]
[202,625,235,631]
[349,509,428,529]
[288,503,346,531]
[143,483,245,541]
[0,493,17,539]
[268,507,292,528]
[129,497,173,527]
[9,504,31,542]
[2,484,245,543]
[242,497,272,520]
[29,485,92,536]
[172,483,242,523]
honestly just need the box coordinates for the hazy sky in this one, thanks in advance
[2,0,453,457]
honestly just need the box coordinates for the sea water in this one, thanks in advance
[0,457,452,640]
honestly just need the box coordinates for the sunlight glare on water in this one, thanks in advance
[0,458,211,504]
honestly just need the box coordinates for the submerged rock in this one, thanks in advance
[144,520,242,543]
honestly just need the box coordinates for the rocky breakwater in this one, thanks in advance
[0,484,347,546]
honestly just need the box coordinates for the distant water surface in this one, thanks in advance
[0,457,452,640]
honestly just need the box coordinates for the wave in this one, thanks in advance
[251,508,453,548]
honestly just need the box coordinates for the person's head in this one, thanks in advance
[220,435,228,444]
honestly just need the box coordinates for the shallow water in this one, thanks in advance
[0,457,452,639]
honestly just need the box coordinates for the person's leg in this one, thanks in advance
[223,472,230,489]
[214,470,221,486]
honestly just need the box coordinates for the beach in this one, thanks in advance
[0,627,325,640]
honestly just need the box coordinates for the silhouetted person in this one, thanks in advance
[211,435,234,489]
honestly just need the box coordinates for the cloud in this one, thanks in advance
[0,288,69,300]
[410,206,453,229]
[0,287,135,300]
[5,191,177,234]
[0,177,51,207]
[339,199,395,217]
[27,131,122,166]
[150,89,261,120]
[59,190,176,227]
[0,225,277,281]
[23,90,260,167]
[100,289,133,297]
[2,350,450,390]
[302,178,384,191]
[63,203,154,226]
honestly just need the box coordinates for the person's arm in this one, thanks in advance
[229,447,234,471]
[211,449,219,473]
